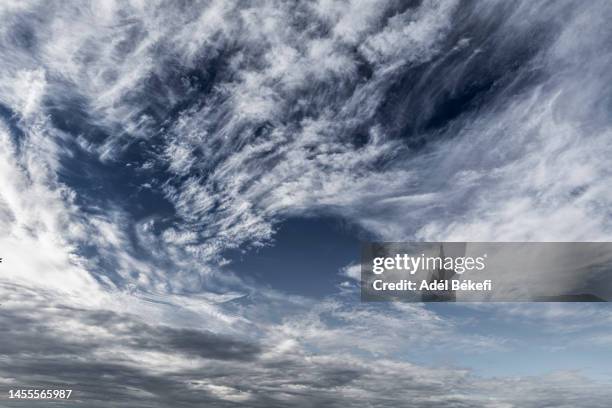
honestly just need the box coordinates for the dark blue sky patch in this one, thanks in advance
[224,216,368,297]
[376,1,554,147]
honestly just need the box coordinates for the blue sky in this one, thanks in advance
[1,0,612,407]
[225,216,366,296]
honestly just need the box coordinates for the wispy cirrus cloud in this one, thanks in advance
[1,0,612,406]
[4,0,611,291]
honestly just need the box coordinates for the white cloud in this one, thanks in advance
[1,1,612,405]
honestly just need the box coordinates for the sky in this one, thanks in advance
[1,0,612,406]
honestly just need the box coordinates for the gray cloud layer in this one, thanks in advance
[2,284,612,407]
